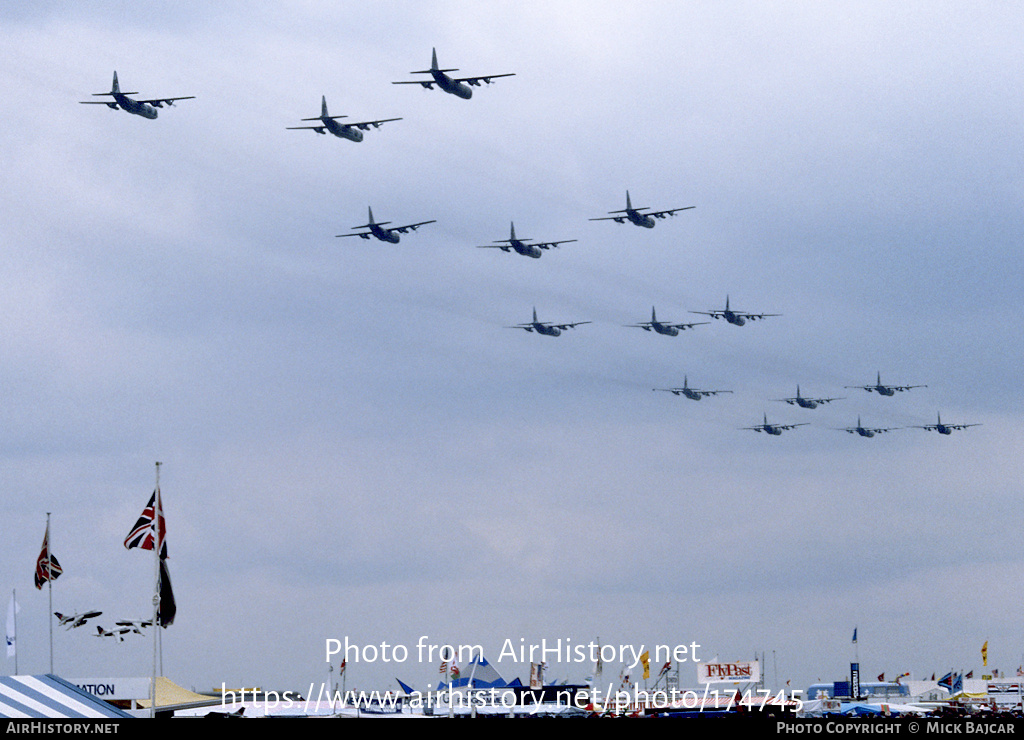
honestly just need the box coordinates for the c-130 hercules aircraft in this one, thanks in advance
[392,48,515,99]
[288,96,401,142]
[336,207,435,243]
[590,191,695,228]
[476,222,576,258]
[625,307,707,336]
[79,72,194,119]
[506,308,590,337]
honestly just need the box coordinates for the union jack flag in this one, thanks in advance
[124,490,167,558]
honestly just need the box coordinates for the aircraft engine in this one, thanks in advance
[106,103,118,109]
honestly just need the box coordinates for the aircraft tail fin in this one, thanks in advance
[321,95,328,118]
[651,306,657,322]
[626,190,632,210]
[92,71,136,97]
[368,206,375,224]
[412,48,457,74]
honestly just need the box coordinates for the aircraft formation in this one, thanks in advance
[77,55,981,444]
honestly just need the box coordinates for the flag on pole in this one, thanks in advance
[641,651,650,680]
[852,627,857,644]
[34,523,62,589]
[124,491,167,557]
[125,488,175,626]
[158,558,176,627]
[981,641,988,667]
[6,596,19,658]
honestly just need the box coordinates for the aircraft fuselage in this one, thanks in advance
[429,71,473,99]
[935,425,953,435]
[795,398,818,409]
[856,428,875,437]
[614,210,655,228]
[764,426,783,435]
[874,386,895,396]
[531,323,561,337]
[508,240,542,258]
[321,118,364,141]
[111,94,159,119]
[369,225,400,243]
[723,311,745,326]
[652,323,679,336]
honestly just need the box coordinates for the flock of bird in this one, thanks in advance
[79,50,979,440]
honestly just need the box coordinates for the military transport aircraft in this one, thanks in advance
[476,222,576,258]
[80,72,193,119]
[54,611,102,629]
[691,296,780,326]
[336,207,435,243]
[392,48,514,99]
[743,414,807,435]
[288,96,401,141]
[839,416,900,438]
[590,191,694,228]
[774,386,843,409]
[912,413,980,435]
[625,307,708,336]
[507,308,590,337]
[844,372,926,396]
[653,376,732,401]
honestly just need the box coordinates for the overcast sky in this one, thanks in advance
[2,1,1022,697]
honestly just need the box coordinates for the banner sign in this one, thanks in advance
[697,661,760,684]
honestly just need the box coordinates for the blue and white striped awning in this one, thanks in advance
[0,675,132,719]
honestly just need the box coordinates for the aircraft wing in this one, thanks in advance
[588,215,631,222]
[287,125,327,133]
[335,230,372,239]
[531,239,577,250]
[646,206,695,219]
[738,312,780,321]
[350,117,402,130]
[454,73,516,86]
[890,384,927,392]
[392,220,436,233]
[136,96,195,106]
[552,321,590,330]
[667,321,709,330]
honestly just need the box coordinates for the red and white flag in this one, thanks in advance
[34,522,62,590]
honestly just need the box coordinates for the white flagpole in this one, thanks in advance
[10,589,18,674]
[150,462,161,719]
[46,513,54,674]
